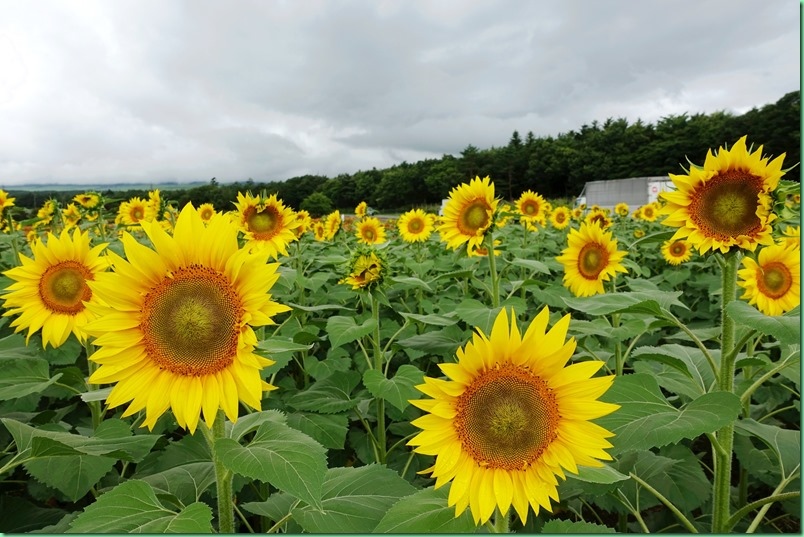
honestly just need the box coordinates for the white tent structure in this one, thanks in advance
[575,176,674,209]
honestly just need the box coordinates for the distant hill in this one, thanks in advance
[3,182,207,193]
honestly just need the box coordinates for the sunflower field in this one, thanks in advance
[0,137,800,534]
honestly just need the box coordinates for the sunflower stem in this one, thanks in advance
[711,250,740,533]
[370,293,387,464]
[486,229,500,308]
[83,340,103,430]
[208,411,235,533]
[491,507,510,533]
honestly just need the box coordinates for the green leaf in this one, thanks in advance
[230,409,286,442]
[656,444,712,512]
[39,336,83,365]
[374,484,477,533]
[2,417,160,462]
[726,301,801,345]
[286,412,349,450]
[541,520,616,533]
[454,298,502,333]
[0,358,62,400]
[326,316,377,350]
[286,371,361,413]
[0,332,39,359]
[735,419,801,478]
[631,344,717,396]
[256,337,313,355]
[389,276,433,292]
[563,291,687,316]
[216,421,327,510]
[140,462,217,506]
[597,374,742,454]
[509,257,551,274]
[68,480,213,533]
[0,495,69,533]
[26,453,116,502]
[285,301,353,313]
[291,465,417,533]
[398,311,459,327]
[570,464,630,484]
[363,365,424,411]
[397,326,466,356]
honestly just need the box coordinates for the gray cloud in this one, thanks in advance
[0,0,798,185]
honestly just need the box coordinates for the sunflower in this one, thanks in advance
[2,228,108,348]
[118,197,153,226]
[325,210,342,240]
[780,226,800,249]
[737,243,800,316]
[571,207,584,220]
[74,192,100,209]
[614,203,629,217]
[84,204,289,433]
[234,192,300,258]
[468,239,501,257]
[355,201,368,218]
[294,209,312,236]
[639,203,658,222]
[516,190,547,225]
[437,176,499,254]
[409,307,618,525]
[585,209,612,230]
[0,190,16,211]
[148,189,163,217]
[61,203,81,229]
[549,207,571,230]
[398,209,434,243]
[661,136,785,254]
[312,221,327,242]
[496,203,514,228]
[35,200,57,228]
[340,248,385,290]
[556,222,628,297]
[661,239,692,265]
[198,203,216,223]
[633,229,645,239]
[355,216,386,245]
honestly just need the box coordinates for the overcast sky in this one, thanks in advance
[0,0,799,186]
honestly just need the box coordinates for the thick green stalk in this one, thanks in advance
[711,250,740,533]
[486,229,500,308]
[207,411,235,533]
[84,341,103,430]
[490,507,510,533]
[370,293,386,464]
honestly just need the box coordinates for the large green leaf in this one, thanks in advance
[374,484,477,533]
[454,298,502,333]
[326,316,377,350]
[230,409,286,442]
[563,290,687,316]
[0,358,62,400]
[290,465,416,533]
[0,495,69,533]
[597,374,742,454]
[396,325,466,356]
[2,418,160,462]
[398,311,459,327]
[726,301,801,345]
[286,412,349,450]
[541,520,616,533]
[68,480,213,533]
[0,332,39,359]
[363,364,424,411]
[509,257,551,274]
[286,371,361,413]
[140,462,217,506]
[631,344,717,397]
[26,453,116,502]
[735,419,801,479]
[570,464,630,484]
[216,421,327,510]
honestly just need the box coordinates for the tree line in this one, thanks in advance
[8,91,799,216]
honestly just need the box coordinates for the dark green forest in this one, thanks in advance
[9,91,800,215]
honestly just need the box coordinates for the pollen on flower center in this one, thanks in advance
[142,265,243,376]
[455,365,559,470]
[671,243,685,255]
[759,262,792,298]
[692,169,764,238]
[247,207,279,237]
[39,261,93,314]
[409,219,422,232]
[460,201,491,233]
[578,243,608,279]
[523,202,537,214]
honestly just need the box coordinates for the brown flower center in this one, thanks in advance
[555,212,566,223]
[455,364,559,470]
[757,261,792,299]
[39,261,93,314]
[141,265,242,376]
[408,218,423,232]
[459,200,491,235]
[689,169,765,240]
[670,242,686,256]
[522,200,538,215]
[578,243,609,280]
[245,205,282,240]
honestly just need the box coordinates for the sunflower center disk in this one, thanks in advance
[578,243,608,279]
[692,170,764,239]
[39,261,93,314]
[247,207,279,238]
[460,201,491,234]
[409,219,422,232]
[456,366,558,470]
[759,262,792,298]
[524,202,537,215]
[142,266,243,376]
[671,243,685,256]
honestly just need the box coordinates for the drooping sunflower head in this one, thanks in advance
[61,203,82,228]
[339,247,386,291]
[118,197,153,226]
[312,221,327,241]
[495,203,514,228]
[437,176,499,254]
[355,216,386,245]
[2,228,109,348]
[293,210,312,236]
[737,243,800,316]
[633,228,646,239]
[556,222,628,297]
[84,203,290,433]
[325,210,342,239]
[355,201,368,218]
[73,192,100,209]
[467,239,501,257]
[780,225,800,249]
[234,192,300,258]
[549,206,571,229]
[198,203,216,223]
[585,209,612,230]
[614,202,630,217]
[409,307,618,525]
[661,136,786,254]
[398,209,434,243]
[661,239,693,265]
[516,190,547,224]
